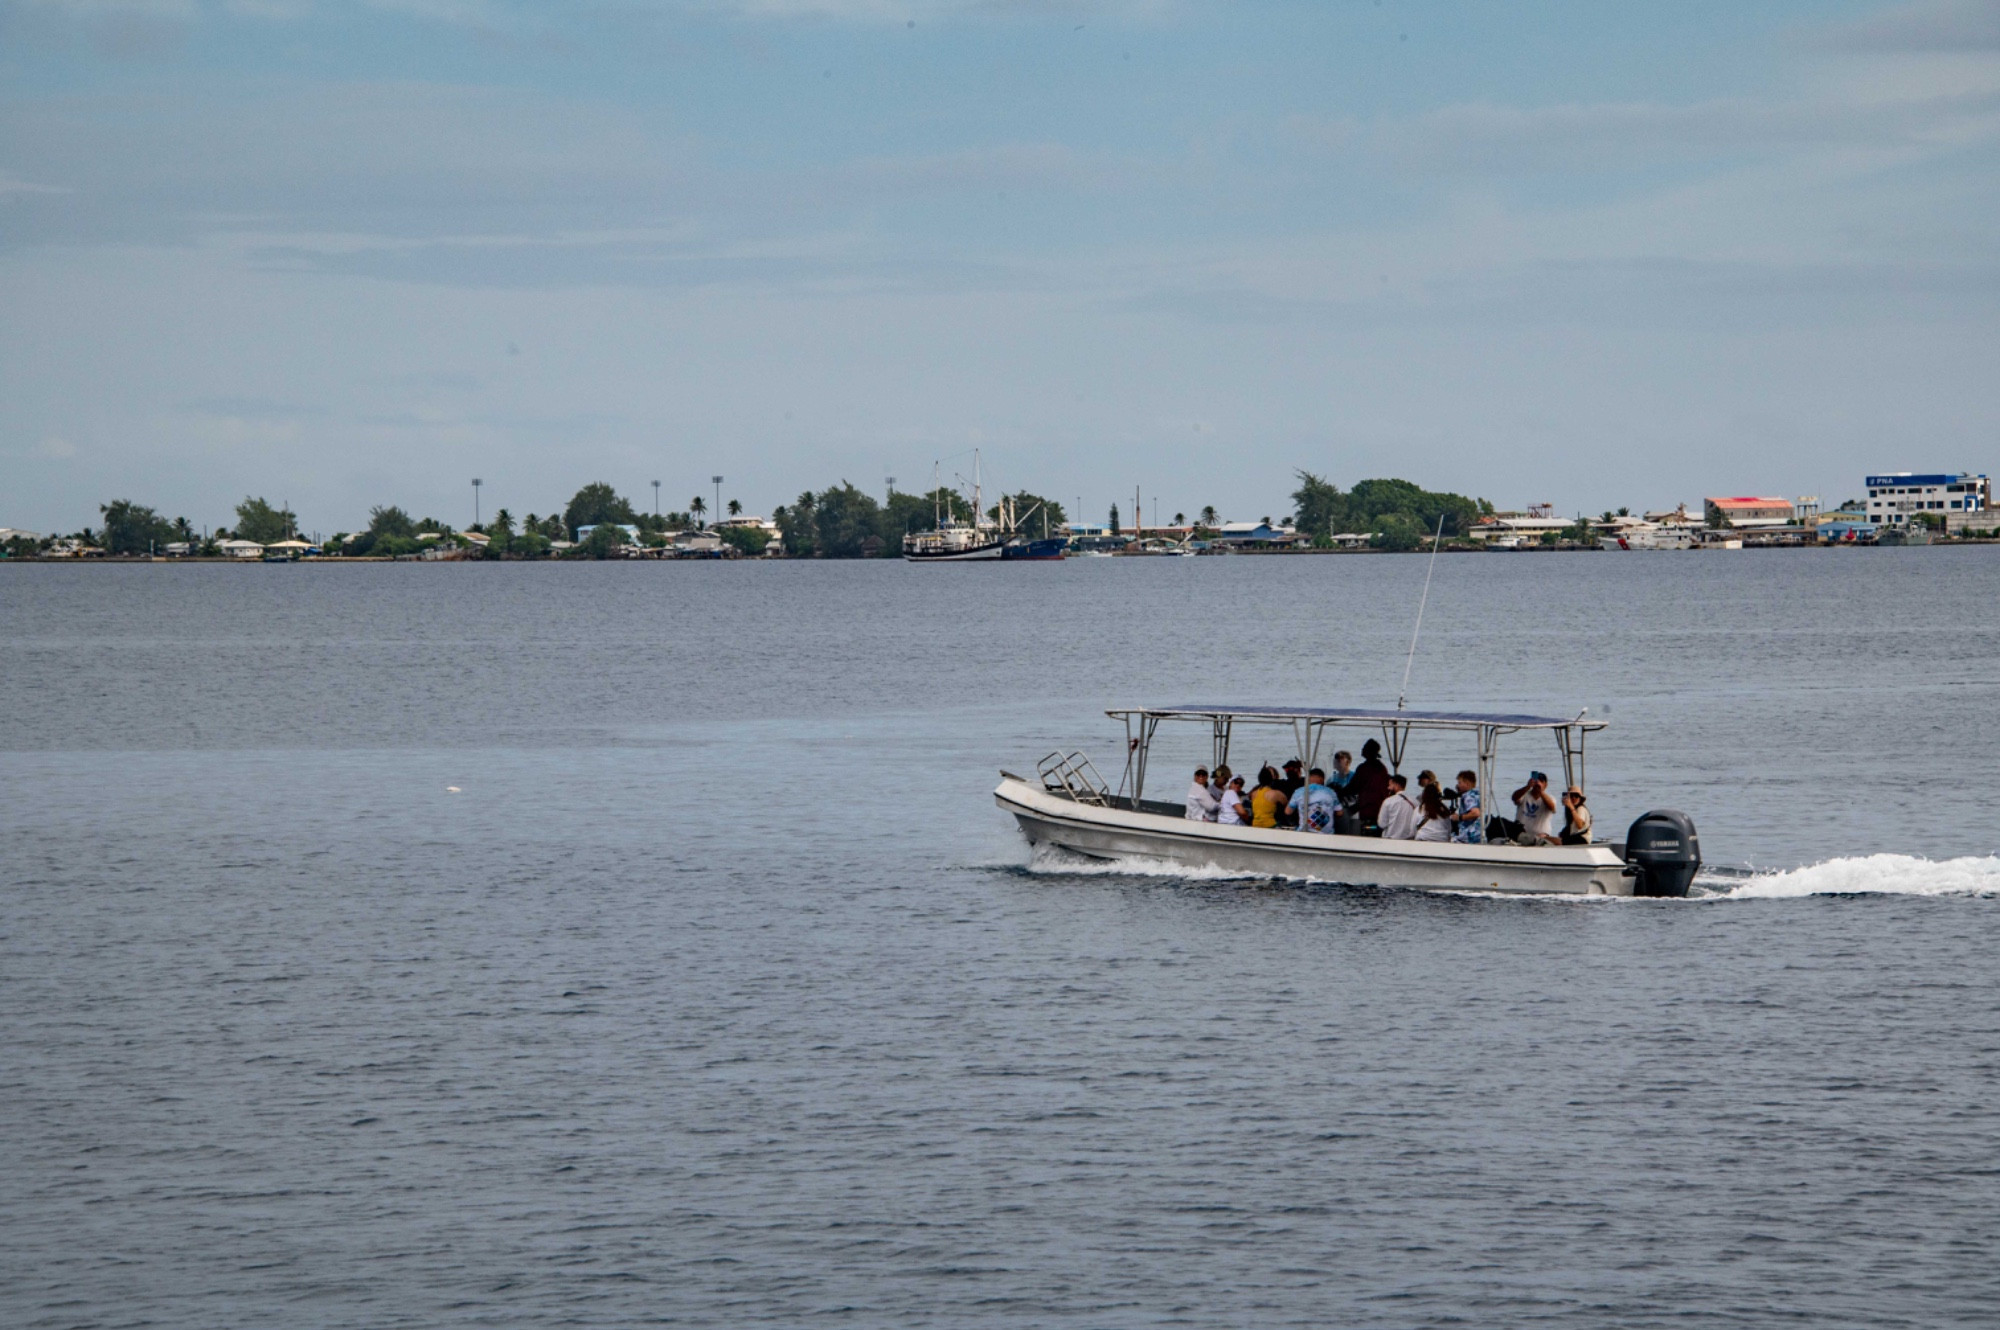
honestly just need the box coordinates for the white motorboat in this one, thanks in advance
[996,703,1701,896]
[1599,523,1694,551]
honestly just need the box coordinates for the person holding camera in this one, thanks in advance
[1508,771,1560,845]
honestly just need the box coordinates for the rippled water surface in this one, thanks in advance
[5,552,1999,1327]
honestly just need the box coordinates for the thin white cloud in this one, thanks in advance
[698,0,1171,20]
[1818,0,2000,52]
[5,0,1177,22]
[4,0,195,15]
[1292,84,2000,177]
[843,141,1097,189]
[0,170,73,196]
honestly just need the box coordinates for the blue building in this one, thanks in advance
[1865,473,1990,526]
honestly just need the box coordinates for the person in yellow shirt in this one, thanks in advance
[1249,765,1288,828]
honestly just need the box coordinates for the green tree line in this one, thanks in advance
[1290,472,1493,550]
[21,475,1495,560]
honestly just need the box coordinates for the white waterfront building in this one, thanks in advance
[1866,472,1990,526]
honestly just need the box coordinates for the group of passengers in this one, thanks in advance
[1184,740,1593,846]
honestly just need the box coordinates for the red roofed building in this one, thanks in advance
[1704,496,1794,528]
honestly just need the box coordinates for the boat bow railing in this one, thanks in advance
[1038,750,1112,806]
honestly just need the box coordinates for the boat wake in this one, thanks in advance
[1710,853,2000,899]
[1021,846,2000,900]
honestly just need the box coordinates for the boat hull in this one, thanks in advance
[904,541,1005,562]
[995,777,1631,895]
[1598,532,1693,550]
[1001,538,1068,561]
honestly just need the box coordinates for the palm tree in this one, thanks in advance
[727,499,742,518]
[690,496,707,528]
[1199,505,1218,527]
[1173,511,1185,526]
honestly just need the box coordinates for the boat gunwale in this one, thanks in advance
[996,775,1622,869]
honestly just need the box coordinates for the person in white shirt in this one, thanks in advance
[1216,775,1248,825]
[1510,771,1559,845]
[1377,774,1420,839]
[1185,767,1220,822]
[1413,784,1453,841]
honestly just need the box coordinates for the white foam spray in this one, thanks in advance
[1716,854,2000,900]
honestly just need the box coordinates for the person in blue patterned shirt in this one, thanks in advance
[1450,770,1484,843]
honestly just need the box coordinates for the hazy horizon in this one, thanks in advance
[5,0,1998,535]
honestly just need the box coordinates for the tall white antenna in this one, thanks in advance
[1397,514,1448,711]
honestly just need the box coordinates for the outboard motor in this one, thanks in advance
[1623,810,1701,897]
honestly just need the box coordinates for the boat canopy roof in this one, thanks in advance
[1108,704,1604,732]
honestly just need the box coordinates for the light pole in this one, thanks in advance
[472,477,481,528]
[712,475,724,528]
[652,480,661,517]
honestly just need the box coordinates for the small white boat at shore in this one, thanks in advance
[1599,522,1695,551]
[996,703,1701,896]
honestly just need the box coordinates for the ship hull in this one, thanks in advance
[904,541,1006,562]
[1001,538,1067,561]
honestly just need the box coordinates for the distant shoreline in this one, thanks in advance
[9,541,1998,565]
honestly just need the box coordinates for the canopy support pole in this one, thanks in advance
[1556,725,1582,792]
[1118,712,1135,801]
[1134,715,1160,805]
[1383,721,1411,773]
[1477,725,1499,835]
[1293,718,1327,774]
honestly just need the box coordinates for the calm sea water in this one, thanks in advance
[5,551,1999,1328]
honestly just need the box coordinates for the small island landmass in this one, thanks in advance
[4,470,1989,561]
